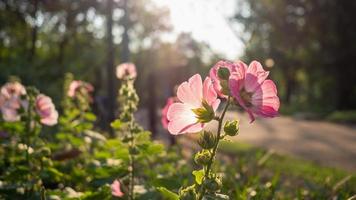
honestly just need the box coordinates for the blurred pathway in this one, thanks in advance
[209,111,356,172]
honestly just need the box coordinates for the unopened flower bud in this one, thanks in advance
[198,131,216,149]
[192,100,215,123]
[179,186,196,200]
[120,112,132,122]
[194,150,211,166]
[122,135,133,143]
[224,120,239,136]
[42,157,53,166]
[203,176,222,192]
[39,147,51,157]
[129,146,139,155]
[220,80,230,96]
[217,67,230,80]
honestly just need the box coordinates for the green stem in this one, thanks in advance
[129,120,135,200]
[197,96,231,200]
[25,96,34,198]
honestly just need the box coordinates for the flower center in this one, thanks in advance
[240,89,252,107]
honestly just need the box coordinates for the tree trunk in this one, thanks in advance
[148,73,157,138]
[121,0,130,62]
[106,0,116,133]
[334,1,356,110]
[28,0,39,62]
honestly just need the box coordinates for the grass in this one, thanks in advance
[219,141,355,198]
[326,110,356,124]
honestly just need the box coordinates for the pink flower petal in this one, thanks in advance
[209,60,247,98]
[161,97,175,129]
[167,103,201,135]
[1,107,19,122]
[229,60,280,122]
[36,94,58,126]
[116,63,137,79]
[251,80,280,118]
[167,74,220,135]
[177,74,202,107]
[244,61,269,93]
[111,180,124,197]
[203,77,217,105]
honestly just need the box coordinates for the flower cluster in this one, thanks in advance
[167,74,220,135]
[67,80,94,99]
[116,62,137,80]
[0,81,58,126]
[161,59,280,199]
[35,94,59,126]
[0,81,59,198]
[111,63,139,199]
[0,82,26,121]
[163,60,279,133]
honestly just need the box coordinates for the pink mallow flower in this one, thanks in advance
[111,180,124,197]
[116,63,137,79]
[161,97,176,129]
[229,60,280,122]
[209,60,248,98]
[167,74,220,135]
[0,82,26,122]
[67,80,94,99]
[35,94,58,126]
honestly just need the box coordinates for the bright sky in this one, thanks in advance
[152,0,245,60]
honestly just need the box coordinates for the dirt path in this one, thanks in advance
[136,109,356,171]
[216,111,356,172]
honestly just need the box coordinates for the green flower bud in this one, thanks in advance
[41,157,53,166]
[120,112,132,122]
[220,80,230,96]
[122,135,133,143]
[129,146,139,155]
[224,120,239,136]
[217,67,230,80]
[39,147,51,157]
[179,186,196,200]
[194,150,211,166]
[131,125,143,134]
[192,100,215,123]
[127,102,137,113]
[203,176,222,192]
[198,131,216,149]
[119,85,129,96]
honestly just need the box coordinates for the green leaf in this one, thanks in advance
[157,187,179,200]
[110,119,122,129]
[84,112,97,121]
[84,130,106,141]
[192,169,204,185]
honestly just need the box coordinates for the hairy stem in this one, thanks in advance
[197,96,231,199]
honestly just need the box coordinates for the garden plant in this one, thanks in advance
[0,61,354,200]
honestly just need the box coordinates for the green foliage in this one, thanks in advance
[192,170,204,185]
[1,75,355,200]
[157,187,179,200]
[235,0,356,112]
[326,110,356,123]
